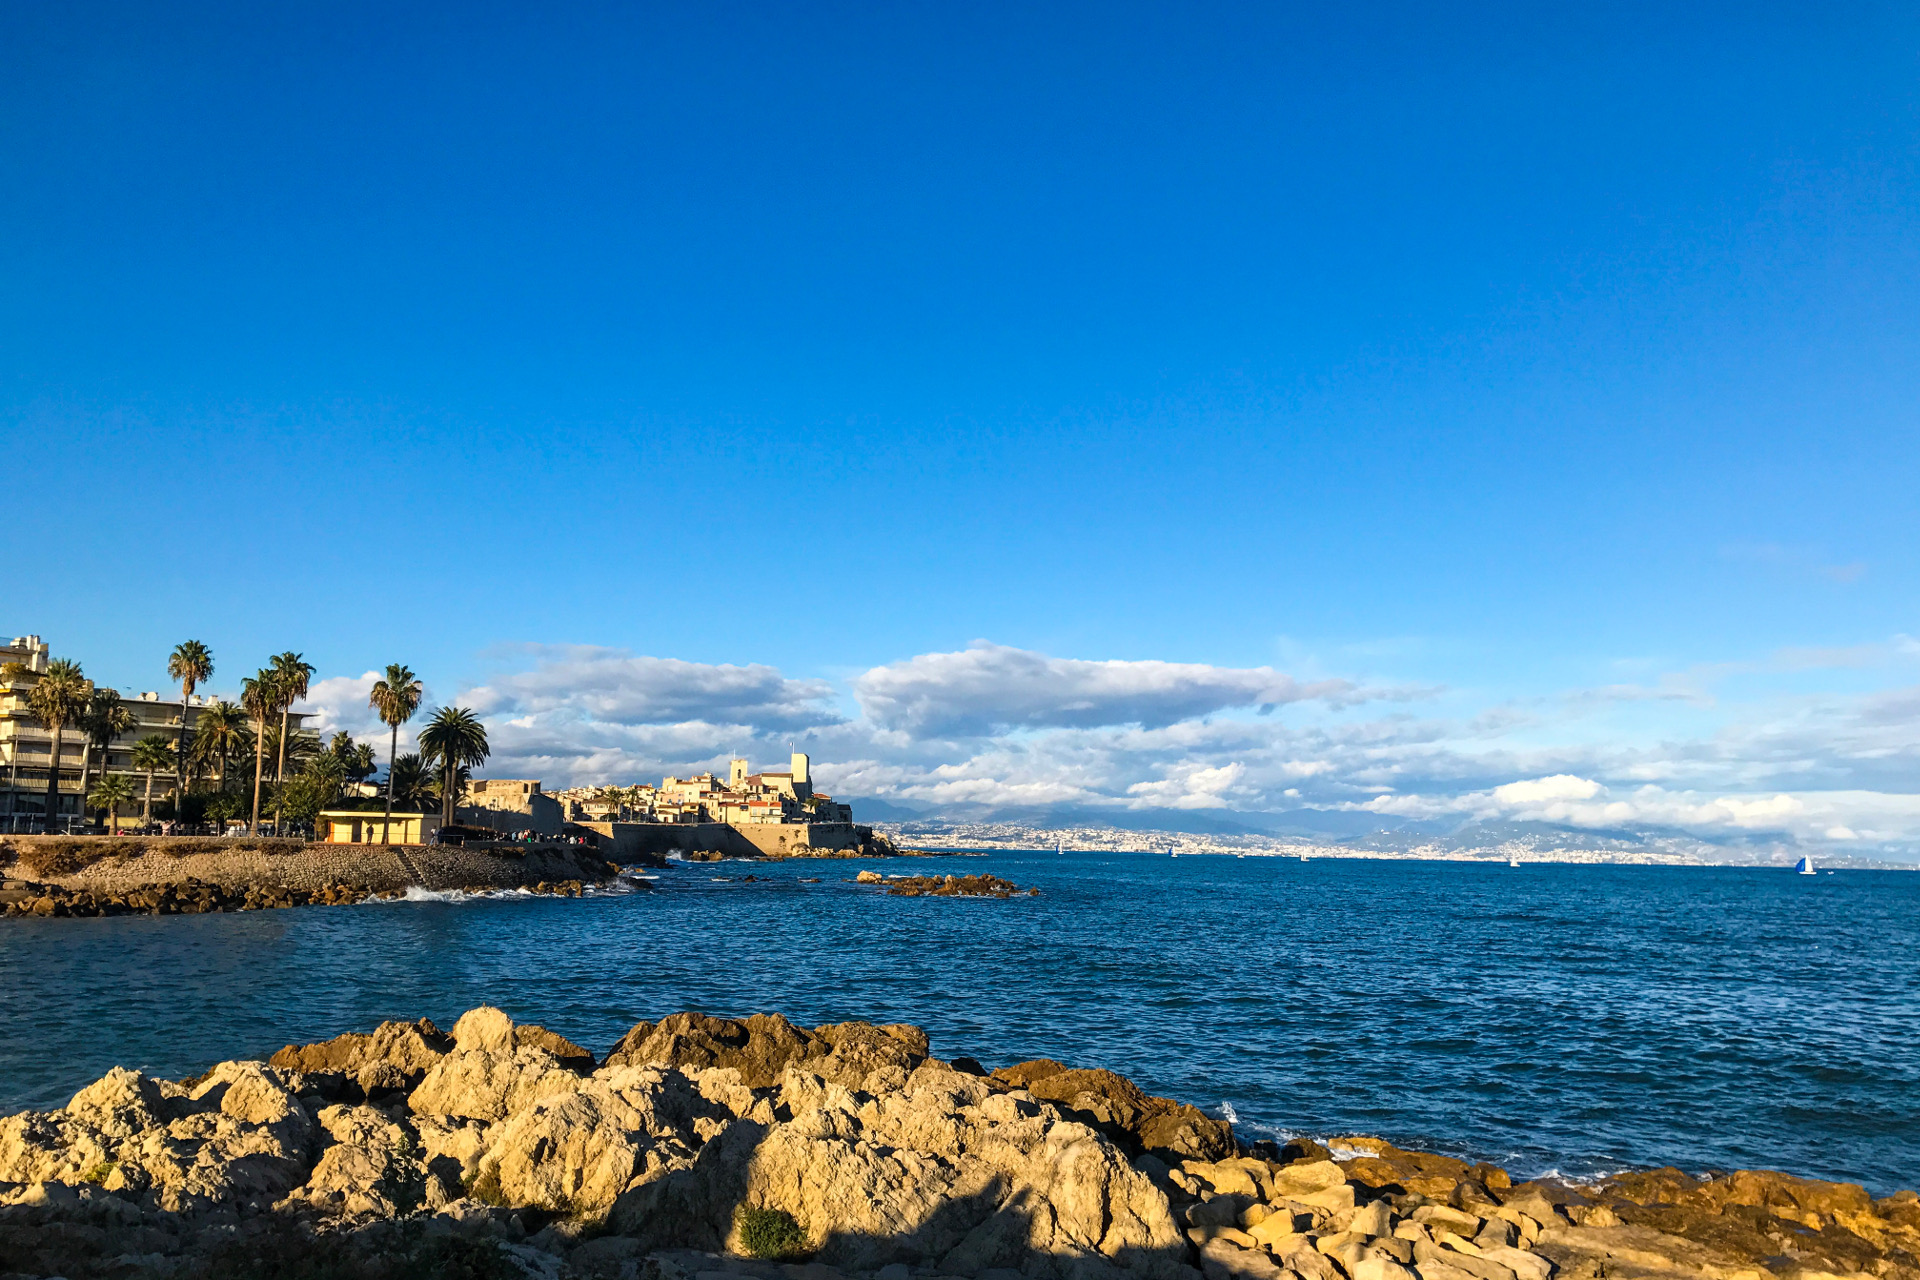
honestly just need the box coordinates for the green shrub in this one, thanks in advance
[463,1164,508,1207]
[736,1205,809,1260]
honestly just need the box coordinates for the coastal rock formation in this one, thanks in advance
[991,1061,1235,1162]
[0,835,624,912]
[0,1009,1915,1280]
[0,874,607,917]
[873,872,1038,898]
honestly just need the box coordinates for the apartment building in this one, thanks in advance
[0,635,311,831]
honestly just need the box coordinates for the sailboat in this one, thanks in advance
[1056,839,1064,856]
[1508,858,1521,868]
[1795,856,1816,875]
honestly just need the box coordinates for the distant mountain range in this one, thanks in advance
[842,797,1918,867]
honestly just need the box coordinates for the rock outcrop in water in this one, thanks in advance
[0,1009,1914,1280]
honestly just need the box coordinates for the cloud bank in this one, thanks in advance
[294,637,1920,854]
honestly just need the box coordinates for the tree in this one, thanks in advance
[191,701,248,795]
[418,707,489,826]
[267,652,315,830]
[87,773,137,833]
[204,791,242,832]
[26,659,90,829]
[131,735,176,823]
[273,752,346,828]
[261,723,317,780]
[79,687,134,811]
[368,665,423,844]
[385,753,435,813]
[324,732,378,784]
[166,641,213,817]
[240,670,281,836]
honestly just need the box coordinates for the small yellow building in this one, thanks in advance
[320,810,441,845]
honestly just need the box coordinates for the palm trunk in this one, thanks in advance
[43,724,64,830]
[176,683,191,821]
[443,758,455,826]
[249,716,267,836]
[274,707,290,829]
[383,722,397,844]
[142,771,155,822]
[77,740,94,828]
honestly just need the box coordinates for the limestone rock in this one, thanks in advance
[602,1011,930,1091]
[991,1060,1234,1162]
[452,1006,517,1052]
[1200,1236,1288,1280]
[268,1017,453,1096]
[408,1045,584,1122]
[291,1103,425,1218]
[609,1060,1190,1280]
[475,1064,754,1218]
[604,1011,823,1086]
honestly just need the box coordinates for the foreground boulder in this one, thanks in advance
[994,1060,1235,1162]
[0,1009,1914,1280]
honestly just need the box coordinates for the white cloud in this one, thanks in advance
[466,645,841,732]
[854,641,1359,737]
[298,672,424,756]
[277,634,1920,853]
[1491,775,1603,804]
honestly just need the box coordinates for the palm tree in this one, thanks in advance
[385,753,435,813]
[26,659,90,830]
[191,701,248,796]
[240,670,281,836]
[131,735,176,824]
[79,688,134,813]
[266,652,314,830]
[418,706,489,827]
[166,641,213,817]
[368,664,423,845]
[88,773,137,834]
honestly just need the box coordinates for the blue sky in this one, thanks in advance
[5,3,1918,848]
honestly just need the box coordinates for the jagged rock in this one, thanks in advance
[290,1103,425,1218]
[609,1060,1191,1280]
[475,1064,758,1217]
[268,1017,453,1096]
[1334,1137,1472,1199]
[515,1024,597,1072]
[452,1006,517,1052]
[993,1060,1234,1162]
[408,1044,584,1123]
[604,1011,825,1086]
[602,1011,930,1090]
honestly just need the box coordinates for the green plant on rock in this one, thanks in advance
[736,1205,810,1260]
[79,1160,114,1184]
[377,1131,428,1215]
[463,1163,508,1207]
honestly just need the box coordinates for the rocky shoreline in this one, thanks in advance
[0,875,607,917]
[0,1010,1913,1280]
[0,837,621,917]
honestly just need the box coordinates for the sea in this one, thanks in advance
[2,851,1915,1195]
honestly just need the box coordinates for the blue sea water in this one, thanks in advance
[2,851,1915,1194]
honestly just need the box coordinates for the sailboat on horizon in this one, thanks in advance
[1795,856,1816,875]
